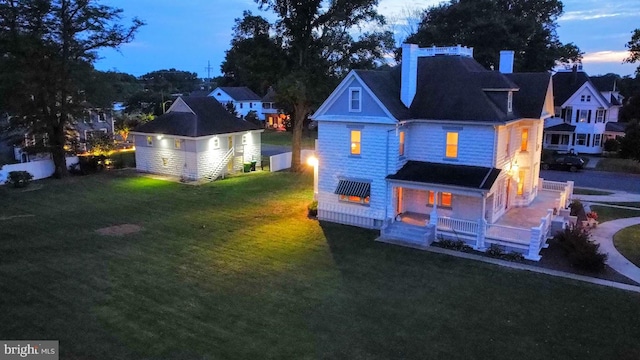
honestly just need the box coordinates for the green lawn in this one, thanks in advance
[589,205,640,223]
[261,129,317,148]
[2,171,640,359]
[573,187,613,196]
[614,225,640,268]
[596,157,640,174]
[596,202,640,209]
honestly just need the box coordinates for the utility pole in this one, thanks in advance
[204,61,214,90]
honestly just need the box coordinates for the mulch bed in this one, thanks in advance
[535,237,638,286]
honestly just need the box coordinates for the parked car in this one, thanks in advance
[541,155,585,172]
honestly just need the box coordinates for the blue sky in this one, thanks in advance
[95,0,640,78]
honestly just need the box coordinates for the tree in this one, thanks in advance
[220,11,287,95]
[139,68,200,95]
[114,113,151,142]
[253,0,394,171]
[406,0,582,71]
[224,102,239,118]
[619,121,640,161]
[625,29,640,76]
[0,0,143,177]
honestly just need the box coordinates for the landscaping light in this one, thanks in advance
[157,135,164,140]
[307,156,318,167]
[307,155,319,200]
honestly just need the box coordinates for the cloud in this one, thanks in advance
[581,50,630,63]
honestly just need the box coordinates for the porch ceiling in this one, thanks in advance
[495,191,558,228]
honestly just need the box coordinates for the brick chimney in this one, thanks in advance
[499,50,514,74]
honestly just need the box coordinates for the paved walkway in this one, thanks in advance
[587,215,640,284]
[575,190,640,203]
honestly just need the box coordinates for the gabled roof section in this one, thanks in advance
[605,122,626,133]
[355,70,412,120]
[590,74,618,92]
[215,87,261,101]
[393,56,519,122]
[134,97,260,137]
[506,73,552,119]
[387,161,501,191]
[552,71,590,106]
[262,87,277,102]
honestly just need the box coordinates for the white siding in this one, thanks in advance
[317,122,395,227]
[406,122,495,167]
[135,136,197,179]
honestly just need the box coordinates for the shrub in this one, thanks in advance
[7,171,34,188]
[569,199,585,217]
[68,155,106,175]
[438,238,472,252]
[486,244,505,257]
[307,200,318,217]
[603,138,619,153]
[554,224,607,272]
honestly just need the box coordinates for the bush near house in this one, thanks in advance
[7,170,33,188]
[554,224,607,272]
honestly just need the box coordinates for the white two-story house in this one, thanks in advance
[311,44,573,261]
[209,87,263,121]
[543,67,622,155]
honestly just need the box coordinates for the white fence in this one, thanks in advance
[270,150,315,172]
[0,157,79,185]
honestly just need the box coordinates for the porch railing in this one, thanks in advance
[485,224,531,244]
[437,217,478,235]
[541,179,568,192]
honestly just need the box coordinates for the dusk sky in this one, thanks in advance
[95,0,640,79]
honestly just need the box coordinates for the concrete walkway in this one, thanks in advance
[588,216,640,284]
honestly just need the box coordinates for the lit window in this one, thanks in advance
[147,136,153,146]
[350,130,361,155]
[445,132,458,158]
[441,192,452,207]
[507,91,513,113]
[339,195,370,204]
[517,170,525,196]
[349,88,361,112]
[578,110,588,122]
[520,128,529,152]
[428,191,452,207]
[174,139,181,149]
[399,131,405,156]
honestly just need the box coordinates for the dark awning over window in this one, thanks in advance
[335,180,371,198]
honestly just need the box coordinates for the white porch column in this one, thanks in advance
[429,191,438,227]
[525,226,542,261]
[475,195,487,250]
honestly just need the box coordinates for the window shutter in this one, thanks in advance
[561,108,566,121]
[587,134,591,146]
[572,133,576,146]
[587,110,592,123]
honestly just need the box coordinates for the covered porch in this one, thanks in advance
[381,179,574,261]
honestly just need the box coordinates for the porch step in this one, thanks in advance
[380,222,432,246]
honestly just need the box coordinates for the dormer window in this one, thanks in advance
[349,88,361,112]
[507,91,513,113]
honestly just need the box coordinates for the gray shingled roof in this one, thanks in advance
[387,161,501,190]
[545,123,576,132]
[134,97,260,137]
[506,73,551,119]
[552,71,611,107]
[605,122,626,133]
[356,56,545,122]
[262,87,277,102]
[589,75,618,92]
[217,87,261,101]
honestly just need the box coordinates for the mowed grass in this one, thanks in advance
[1,171,640,359]
[589,205,640,223]
[261,129,317,148]
[614,225,640,268]
[596,157,640,174]
[572,187,613,196]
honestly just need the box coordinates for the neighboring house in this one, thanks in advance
[132,96,262,181]
[543,67,622,155]
[311,44,573,260]
[74,104,115,152]
[261,87,287,129]
[209,87,263,121]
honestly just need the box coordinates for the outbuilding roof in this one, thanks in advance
[215,87,262,101]
[134,96,260,137]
